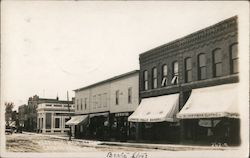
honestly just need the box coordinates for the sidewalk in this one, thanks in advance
[24,132,240,151]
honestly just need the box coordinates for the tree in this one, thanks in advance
[5,102,14,126]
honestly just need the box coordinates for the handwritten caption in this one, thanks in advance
[106,152,148,158]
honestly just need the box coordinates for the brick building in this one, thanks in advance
[129,16,240,145]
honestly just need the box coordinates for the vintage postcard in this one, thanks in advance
[1,1,249,158]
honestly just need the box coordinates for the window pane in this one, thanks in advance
[55,118,60,128]
[144,71,148,80]
[199,54,206,67]
[174,62,178,74]
[163,65,167,76]
[153,68,157,78]
[233,59,239,73]
[200,67,206,80]
[45,113,51,129]
[185,58,192,70]
[153,79,157,88]
[231,44,238,59]
[215,63,222,76]
[186,70,192,82]
[213,49,222,63]
[144,81,148,90]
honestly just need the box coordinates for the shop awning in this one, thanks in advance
[65,115,88,126]
[128,94,179,122]
[177,83,239,119]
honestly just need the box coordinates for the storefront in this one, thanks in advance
[88,112,109,140]
[66,115,88,138]
[128,93,180,143]
[177,83,240,145]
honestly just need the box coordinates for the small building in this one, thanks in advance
[129,16,240,145]
[36,98,75,134]
[69,70,139,141]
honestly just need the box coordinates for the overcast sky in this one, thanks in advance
[1,1,248,110]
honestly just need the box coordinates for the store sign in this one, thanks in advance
[115,112,129,117]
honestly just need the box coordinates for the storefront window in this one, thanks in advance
[213,49,222,77]
[45,113,51,129]
[161,64,168,87]
[55,118,60,128]
[230,43,238,74]
[152,67,157,89]
[198,53,206,80]
[185,57,192,82]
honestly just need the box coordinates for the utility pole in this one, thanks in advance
[67,91,72,141]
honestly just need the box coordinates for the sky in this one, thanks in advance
[1,1,249,111]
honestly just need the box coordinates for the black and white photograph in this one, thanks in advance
[1,1,249,158]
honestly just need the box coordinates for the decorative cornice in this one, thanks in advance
[140,16,238,62]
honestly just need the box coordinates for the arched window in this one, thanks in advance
[213,49,222,77]
[171,61,179,84]
[185,57,192,82]
[198,53,206,80]
[161,64,168,87]
[230,43,238,74]
[152,67,157,89]
[143,70,148,90]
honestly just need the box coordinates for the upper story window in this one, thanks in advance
[185,57,192,83]
[76,99,79,110]
[84,98,87,110]
[115,90,119,105]
[80,98,83,110]
[213,49,222,77]
[171,61,179,84]
[103,93,107,107]
[230,43,239,74]
[54,104,62,107]
[143,70,148,90]
[55,118,60,128]
[46,104,52,107]
[152,67,157,89]
[198,53,206,80]
[98,94,102,108]
[93,95,96,109]
[128,87,132,103]
[161,64,168,87]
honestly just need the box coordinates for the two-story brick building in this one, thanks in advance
[129,16,240,145]
[69,70,139,141]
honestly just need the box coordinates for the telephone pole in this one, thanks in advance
[67,91,72,141]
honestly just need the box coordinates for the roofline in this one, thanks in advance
[74,70,139,92]
[139,15,237,57]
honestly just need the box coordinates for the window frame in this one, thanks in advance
[230,43,239,74]
[213,48,222,77]
[115,90,119,105]
[152,67,158,89]
[143,70,148,90]
[161,64,168,87]
[172,61,179,84]
[128,87,132,104]
[198,53,206,80]
[185,57,192,83]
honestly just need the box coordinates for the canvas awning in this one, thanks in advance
[177,83,239,119]
[128,94,179,122]
[65,115,88,126]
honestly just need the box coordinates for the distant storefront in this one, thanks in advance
[37,100,74,134]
